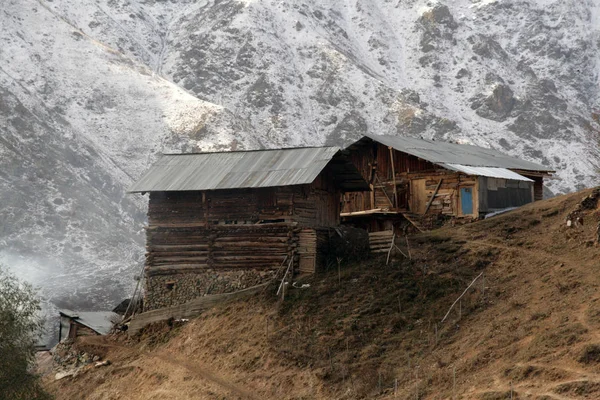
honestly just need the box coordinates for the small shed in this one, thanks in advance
[58,310,119,341]
[129,147,368,311]
[341,134,554,231]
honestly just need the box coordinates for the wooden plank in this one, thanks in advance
[297,229,317,274]
[369,230,395,237]
[128,283,269,334]
[410,179,427,214]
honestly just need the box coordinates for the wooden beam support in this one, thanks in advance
[424,178,444,214]
[389,147,398,208]
[374,174,394,208]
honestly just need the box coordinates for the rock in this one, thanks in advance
[418,5,457,53]
[55,370,77,380]
[95,360,111,367]
[455,68,470,79]
[469,34,508,60]
[422,5,458,29]
[474,84,515,121]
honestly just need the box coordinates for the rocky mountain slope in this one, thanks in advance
[1,0,599,331]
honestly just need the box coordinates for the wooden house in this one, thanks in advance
[58,310,119,341]
[341,134,554,232]
[129,147,368,311]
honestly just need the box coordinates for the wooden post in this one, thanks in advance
[415,368,419,400]
[202,192,207,225]
[389,147,399,208]
[386,233,396,265]
[481,273,485,296]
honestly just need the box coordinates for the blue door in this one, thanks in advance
[460,188,473,215]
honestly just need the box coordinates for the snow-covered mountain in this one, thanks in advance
[1,0,599,327]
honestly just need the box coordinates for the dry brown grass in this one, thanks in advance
[45,188,600,399]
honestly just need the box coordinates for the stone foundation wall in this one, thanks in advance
[144,269,276,311]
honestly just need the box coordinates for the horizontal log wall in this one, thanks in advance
[149,184,340,229]
[369,230,394,253]
[144,172,344,310]
[148,189,288,226]
[144,225,294,310]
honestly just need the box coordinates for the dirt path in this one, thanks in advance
[82,337,259,400]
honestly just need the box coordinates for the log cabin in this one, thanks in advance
[129,147,368,310]
[341,134,554,232]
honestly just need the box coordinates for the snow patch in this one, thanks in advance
[469,0,500,9]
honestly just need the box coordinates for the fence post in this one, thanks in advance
[453,366,456,400]
[482,272,485,298]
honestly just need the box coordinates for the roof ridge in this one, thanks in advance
[162,146,340,156]
[356,134,553,172]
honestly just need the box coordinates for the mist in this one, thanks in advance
[0,251,138,347]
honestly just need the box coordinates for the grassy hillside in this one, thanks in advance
[45,188,600,399]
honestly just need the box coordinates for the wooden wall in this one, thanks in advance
[149,182,340,229]
[405,170,478,217]
[144,224,295,310]
[343,139,546,223]
[145,224,293,277]
[342,141,464,216]
[295,173,341,228]
[533,177,544,201]
[143,171,346,309]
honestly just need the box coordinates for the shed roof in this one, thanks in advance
[441,164,534,182]
[129,147,369,193]
[59,310,120,335]
[350,134,554,173]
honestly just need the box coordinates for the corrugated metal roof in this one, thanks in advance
[356,134,554,172]
[441,164,534,182]
[59,310,120,335]
[129,147,369,193]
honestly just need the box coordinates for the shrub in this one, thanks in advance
[0,265,52,400]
